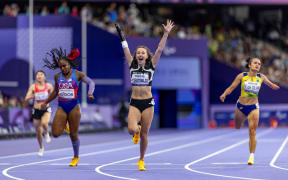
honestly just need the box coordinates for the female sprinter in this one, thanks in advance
[41,47,95,166]
[115,20,174,171]
[25,70,53,156]
[220,57,279,165]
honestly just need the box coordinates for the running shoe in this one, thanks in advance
[137,160,146,171]
[132,125,141,144]
[248,156,254,165]
[38,148,44,156]
[69,157,79,167]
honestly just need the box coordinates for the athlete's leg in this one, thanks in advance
[234,107,246,129]
[139,106,154,160]
[51,107,67,138]
[33,119,43,149]
[41,112,51,142]
[247,109,259,154]
[127,106,141,135]
[68,104,81,167]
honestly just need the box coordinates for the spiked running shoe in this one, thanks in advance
[138,160,146,171]
[248,156,254,165]
[132,125,141,144]
[69,157,79,167]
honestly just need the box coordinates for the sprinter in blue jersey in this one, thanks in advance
[41,47,95,167]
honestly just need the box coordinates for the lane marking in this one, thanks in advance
[212,162,247,165]
[184,129,272,180]
[2,130,233,180]
[0,130,213,160]
[95,130,245,180]
[270,135,288,171]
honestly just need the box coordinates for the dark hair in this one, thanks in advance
[130,46,153,69]
[245,57,261,69]
[35,70,46,76]
[43,47,79,70]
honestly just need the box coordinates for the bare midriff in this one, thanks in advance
[131,86,152,99]
[238,96,258,105]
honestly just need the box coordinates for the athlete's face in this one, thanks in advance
[136,48,148,66]
[36,72,46,82]
[249,58,261,72]
[58,59,71,75]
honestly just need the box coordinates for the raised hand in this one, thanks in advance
[162,19,174,34]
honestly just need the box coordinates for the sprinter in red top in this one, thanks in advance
[25,70,53,156]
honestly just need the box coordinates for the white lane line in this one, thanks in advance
[95,131,244,180]
[270,135,288,171]
[0,130,212,160]
[212,162,247,165]
[184,129,273,180]
[48,163,172,166]
[2,130,230,180]
[0,163,11,165]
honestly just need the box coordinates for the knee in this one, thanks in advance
[128,126,139,135]
[52,130,61,138]
[249,127,256,136]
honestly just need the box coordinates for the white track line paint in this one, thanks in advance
[212,162,247,165]
[0,130,210,160]
[2,130,236,180]
[185,129,272,180]
[269,135,288,171]
[95,131,245,180]
[0,163,10,165]
[48,163,172,166]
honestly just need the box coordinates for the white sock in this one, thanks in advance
[250,153,254,158]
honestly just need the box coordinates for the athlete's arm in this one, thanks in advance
[115,23,133,66]
[48,83,54,94]
[262,74,280,90]
[25,84,35,101]
[76,71,95,100]
[152,19,174,67]
[220,73,243,102]
[41,74,59,109]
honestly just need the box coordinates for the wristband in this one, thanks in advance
[121,41,128,48]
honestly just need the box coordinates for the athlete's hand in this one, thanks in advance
[272,84,280,90]
[162,19,174,34]
[88,94,94,100]
[40,103,47,110]
[219,94,226,102]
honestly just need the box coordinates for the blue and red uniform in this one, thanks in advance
[57,69,80,113]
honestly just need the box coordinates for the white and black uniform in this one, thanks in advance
[129,60,155,112]
[130,61,155,86]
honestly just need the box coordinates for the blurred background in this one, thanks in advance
[0,0,288,138]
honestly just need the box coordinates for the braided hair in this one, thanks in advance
[43,47,80,70]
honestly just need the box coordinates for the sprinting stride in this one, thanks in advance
[220,57,279,165]
[25,70,53,156]
[41,47,95,166]
[115,19,174,171]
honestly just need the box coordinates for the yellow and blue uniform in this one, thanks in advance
[237,72,262,116]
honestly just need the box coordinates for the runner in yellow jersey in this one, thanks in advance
[220,57,280,165]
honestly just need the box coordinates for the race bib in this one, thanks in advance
[244,81,261,94]
[131,73,149,85]
[35,91,49,101]
[59,89,75,99]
